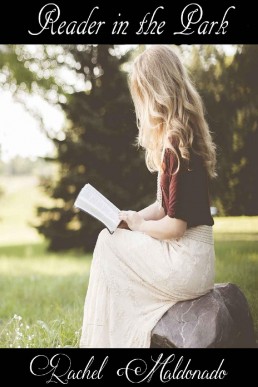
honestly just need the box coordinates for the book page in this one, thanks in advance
[84,185,119,218]
[74,184,121,233]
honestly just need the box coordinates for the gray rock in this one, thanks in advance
[151,283,256,348]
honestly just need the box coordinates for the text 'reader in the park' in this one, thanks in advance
[28,3,236,37]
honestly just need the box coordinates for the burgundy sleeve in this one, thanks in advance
[167,156,180,218]
[165,151,188,222]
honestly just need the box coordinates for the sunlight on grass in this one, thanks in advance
[214,216,258,241]
[213,216,258,338]
[214,216,258,233]
[0,176,46,244]
[0,248,91,277]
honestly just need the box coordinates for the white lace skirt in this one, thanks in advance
[80,225,215,348]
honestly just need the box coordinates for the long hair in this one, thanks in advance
[128,45,217,178]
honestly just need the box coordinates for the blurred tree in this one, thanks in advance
[190,45,258,215]
[188,45,235,215]
[0,45,65,98]
[0,156,53,177]
[4,156,36,175]
[36,45,156,251]
[226,45,258,215]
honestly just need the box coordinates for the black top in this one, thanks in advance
[160,149,214,227]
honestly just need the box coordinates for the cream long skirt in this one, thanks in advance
[79,225,215,348]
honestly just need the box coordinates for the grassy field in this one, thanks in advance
[0,176,257,347]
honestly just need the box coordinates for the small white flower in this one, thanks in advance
[17,345,21,348]
[37,320,49,331]
[26,325,30,330]
[20,323,23,327]
[6,332,9,336]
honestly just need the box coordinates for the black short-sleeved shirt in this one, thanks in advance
[160,148,214,227]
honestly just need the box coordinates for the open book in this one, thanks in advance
[74,183,121,234]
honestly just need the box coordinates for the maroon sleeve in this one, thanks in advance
[161,149,189,222]
[166,152,181,218]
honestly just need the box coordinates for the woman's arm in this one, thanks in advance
[138,201,165,221]
[119,211,187,240]
[139,216,187,240]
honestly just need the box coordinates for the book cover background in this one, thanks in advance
[0,9,257,361]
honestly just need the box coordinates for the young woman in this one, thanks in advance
[80,45,217,348]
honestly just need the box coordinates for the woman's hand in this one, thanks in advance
[119,211,145,232]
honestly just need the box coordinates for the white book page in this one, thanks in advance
[74,184,120,233]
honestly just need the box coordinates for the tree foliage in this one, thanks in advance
[190,45,258,215]
[36,45,156,251]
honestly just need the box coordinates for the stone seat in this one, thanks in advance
[151,283,256,348]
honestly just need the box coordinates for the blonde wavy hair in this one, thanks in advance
[129,45,217,178]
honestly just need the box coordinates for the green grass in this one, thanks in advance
[213,216,258,338]
[0,176,257,347]
[0,176,91,347]
[0,242,91,348]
